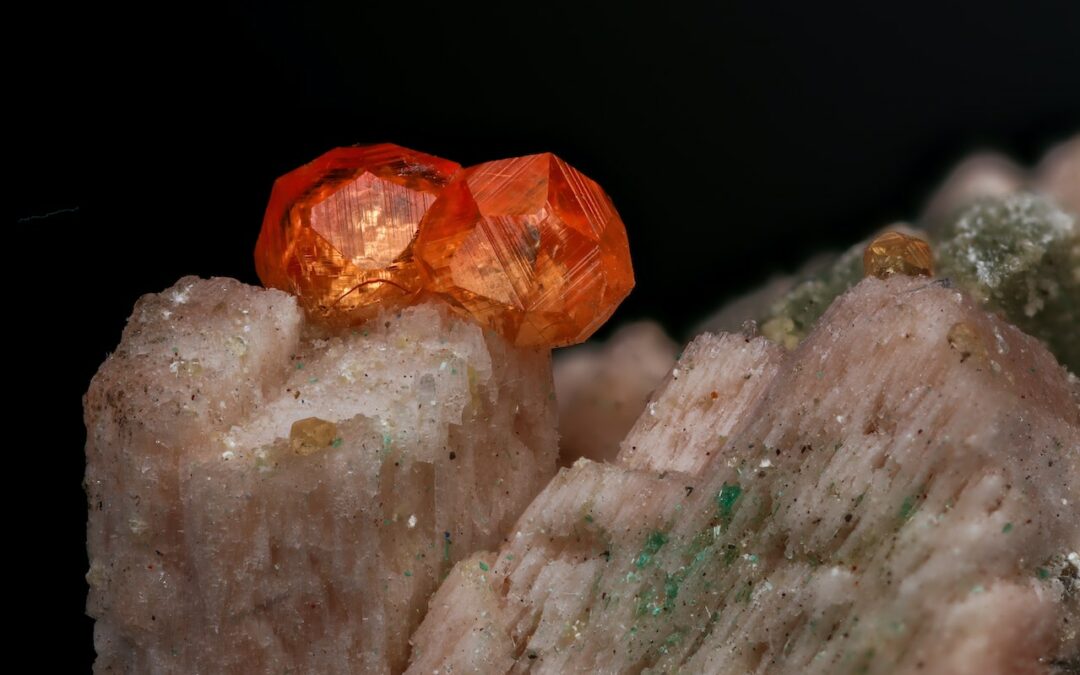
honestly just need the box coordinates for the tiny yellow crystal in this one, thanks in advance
[863,231,934,279]
[289,417,339,456]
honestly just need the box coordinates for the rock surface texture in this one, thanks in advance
[554,322,678,464]
[936,195,1080,372]
[737,134,1079,372]
[84,277,558,673]
[748,195,1077,373]
[408,276,1079,675]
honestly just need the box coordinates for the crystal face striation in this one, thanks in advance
[414,153,635,348]
[255,143,461,324]
[863,231,934,279]
[256,146,635,348]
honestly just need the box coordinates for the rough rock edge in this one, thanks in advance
[408,276,1079,675]
[85,276,559,673]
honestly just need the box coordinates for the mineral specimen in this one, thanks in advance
[935,194,1079,373]
[694,254,837,336]
[87,138,1079,673]
[748,135,1080,369]
[554,321,678,464]
[255,143,461,323]
[414,152,635,348]
[756,231,876,349]
[753,195,1078,372]
[408,276,1080,674]
[862,231,933,279]
[84,277,558,673]
[256,146,635,348]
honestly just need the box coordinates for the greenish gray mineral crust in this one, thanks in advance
[759,239,866,348]
[751,194,1078,373]
[936,194,1079,372]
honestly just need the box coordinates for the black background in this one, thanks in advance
[15,2,1080,668]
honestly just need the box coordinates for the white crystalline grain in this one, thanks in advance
[84,276,558,674]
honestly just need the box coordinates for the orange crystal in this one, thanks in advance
[863,231,934,279]
[255,144,461,323]
[413,153,635,348]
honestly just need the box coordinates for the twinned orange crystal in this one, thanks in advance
[414,153,635,347]
[863,231,934,279]
[255,144,461,323]
[256,145,634,348]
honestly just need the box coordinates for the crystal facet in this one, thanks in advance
[863,230,934,279]
[255,144,461,324]
[413,153,635,347]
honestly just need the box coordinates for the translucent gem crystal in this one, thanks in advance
[413,153,635,347]
[255,144,461,324]
[863,231,934,278]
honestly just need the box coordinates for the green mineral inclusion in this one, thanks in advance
[716,482,743,529]
[898,494,917,521]
[635,531,669,569]
[663,575,679,610]
[628,483,751,628]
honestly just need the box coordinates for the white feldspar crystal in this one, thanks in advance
[554,322,678,464]
[84,276,558,673]
[408,276,1080,675]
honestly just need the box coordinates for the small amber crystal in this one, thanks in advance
[289,417,339,456]
[863,231,934,279]
[413,153,635,348]
[255,144,461,323]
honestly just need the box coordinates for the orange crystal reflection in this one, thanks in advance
[255,144,461,323]
[413,153,635,348]
[863,231,934,279]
